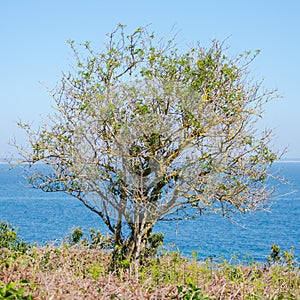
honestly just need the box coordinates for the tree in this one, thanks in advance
[15,24,279,274]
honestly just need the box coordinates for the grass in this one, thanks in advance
[0,223,299,299]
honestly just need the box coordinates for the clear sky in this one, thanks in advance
[0,0,299,158]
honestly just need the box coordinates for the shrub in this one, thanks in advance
[0,280,32,300]
[0,222,30,253]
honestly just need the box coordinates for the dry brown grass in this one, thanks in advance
[0,247,177,299]
[1,246,299,299]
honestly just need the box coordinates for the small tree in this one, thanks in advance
[15,25,279,273]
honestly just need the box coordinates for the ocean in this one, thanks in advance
[0,162,299,263]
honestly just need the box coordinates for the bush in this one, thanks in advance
[0,280,32,300]
[65,227,113,250]
[0,222,31,253]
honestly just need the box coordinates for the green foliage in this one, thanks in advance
[87,228,113,250]
[268,244,282,265]
[67,227,84,246]
[267,244,296,267]
[0,280,32,300]
[141,232,164,260]
[86,262,106,280]
[65,227,113,250]
[0,222,30,253]
[110,244,131,272]
[177,283,215,300]
[141,248,189,285]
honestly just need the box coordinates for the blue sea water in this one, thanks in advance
[0,162,299,262]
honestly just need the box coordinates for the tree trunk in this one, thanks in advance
[130,231,146,280]
[108,222,151,280]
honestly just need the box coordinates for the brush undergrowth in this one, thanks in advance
[0,222,299,299]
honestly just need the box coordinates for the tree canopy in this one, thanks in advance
[15,24,279,272]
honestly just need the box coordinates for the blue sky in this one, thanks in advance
[0,0,299,158]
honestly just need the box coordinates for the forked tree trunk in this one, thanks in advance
[109,222,151,280]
